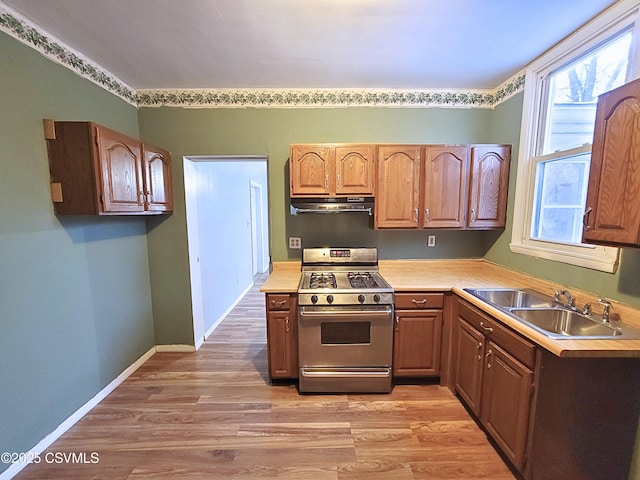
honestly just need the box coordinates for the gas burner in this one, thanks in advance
[309,272,337,289]
[347,272,380,289]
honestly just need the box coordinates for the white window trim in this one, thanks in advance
[510,0,640,274]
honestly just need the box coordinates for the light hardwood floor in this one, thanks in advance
[14,275,516,479]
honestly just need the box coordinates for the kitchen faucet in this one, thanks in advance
[581,298,614,324]
[554,289,576,309]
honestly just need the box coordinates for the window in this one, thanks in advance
[510,3,640,273]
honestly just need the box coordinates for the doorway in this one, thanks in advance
[184,155,270,349]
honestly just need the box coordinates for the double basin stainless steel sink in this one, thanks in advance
[464,288,640,339]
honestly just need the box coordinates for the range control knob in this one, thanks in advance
[326,294,334,304]
[358,294,366,304]
[311,295,318,304]
[373,294,381,303]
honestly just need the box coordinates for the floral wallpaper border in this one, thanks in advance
[136,76,525,109]
[1,3,524,109]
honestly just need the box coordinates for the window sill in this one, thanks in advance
[509,241,619,273]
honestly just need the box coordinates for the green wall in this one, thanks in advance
[138,106,503,345]
[0,32,155,474]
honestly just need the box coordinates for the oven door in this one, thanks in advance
[298,305,393,367]
[298,305,393,393]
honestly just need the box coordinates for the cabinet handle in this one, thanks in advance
[425,208,430,222]
[411,298,428,306]
[337,173,341,188]
[479,321,493,333]
[485,349,493,369]
[471,208,476,222]
[476,341,483,361]
[583,206,593,231]
[325,174,329,189]
[285,316,290,333]
[394,315,400,332]
[414,208,418,222]
[271,299,287,308]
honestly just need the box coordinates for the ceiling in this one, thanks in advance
[1,0,621,91]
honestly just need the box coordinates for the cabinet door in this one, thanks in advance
[266,310,296,379]
[290,145,333,196]
[583,77,640,246]
[335,145,375,195]
[375,145,421,228]
[422,145,469,228]
[480,341,533,471]
[142,144,173,213]
[468,145,510,229]
[454,318,485,416]
[393,310,443,377]
[96,126,144,213]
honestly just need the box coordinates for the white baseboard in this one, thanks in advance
[155,344,196,352]
[0,346,156,480]
[203,281,254,340]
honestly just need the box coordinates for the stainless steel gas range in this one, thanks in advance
[297,247,394,393]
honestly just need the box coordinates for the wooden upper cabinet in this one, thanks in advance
[143,144,174,213]
[45,120,173,215]
[97,126,145,213]
[375,145,422,228]
[290,145,333,196]
[422,145,469,229]
[335,145,375,195]
[289,144,375,197]
[583,77,640,246]
[468,144,511,229]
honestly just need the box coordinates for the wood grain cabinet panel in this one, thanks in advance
[583,77,640,246]
[142,144,174,213]
[468,144,510,229]
[422,145,469,228]
[45,121,173,215]
[265,294,298,379]
[290,144,375,197]
[374,145,422,228]
[393,292,444,377]
[454,299,535,473]
[335,145,376,195]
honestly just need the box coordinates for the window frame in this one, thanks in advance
[510,0,640,273]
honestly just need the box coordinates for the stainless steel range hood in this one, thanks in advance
[290,197,374,215]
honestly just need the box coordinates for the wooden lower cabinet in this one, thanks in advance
[265,294,298,379]
[480,341,533,471]
[455,299,535,473]
[393,293,444,377]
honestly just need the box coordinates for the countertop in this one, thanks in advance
[261,259,640,358]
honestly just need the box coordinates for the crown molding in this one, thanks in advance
[0,2,524,109]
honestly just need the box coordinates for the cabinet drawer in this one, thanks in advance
[458,300,536,369]
[395,293,444,309]
[267,294,291,311]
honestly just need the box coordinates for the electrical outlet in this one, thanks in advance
[288,236,301,249]
[427,235,436,247]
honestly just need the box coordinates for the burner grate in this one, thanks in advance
[309,272,337,289]
[347,272,380,289]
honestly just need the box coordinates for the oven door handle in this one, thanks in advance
[299,306,393,318]
[300,367,392,378]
